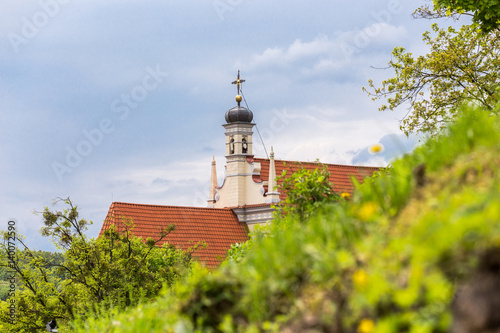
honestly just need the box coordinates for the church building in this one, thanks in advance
[99,72,380,267]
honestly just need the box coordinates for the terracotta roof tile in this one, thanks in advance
[254,158,380,199]
[99,202,248,268]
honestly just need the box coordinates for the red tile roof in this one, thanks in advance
[99,202,249,268]
[253,158,381,199]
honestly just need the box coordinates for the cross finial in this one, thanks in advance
[231,70,245,96]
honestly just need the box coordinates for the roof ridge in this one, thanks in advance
[110,202,234,211]
[230,203,274,208]
[253,157,381,169]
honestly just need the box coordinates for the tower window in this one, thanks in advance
[242,137,248,154]
[229,138,235,154]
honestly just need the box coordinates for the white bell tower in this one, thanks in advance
[212,71,266,208]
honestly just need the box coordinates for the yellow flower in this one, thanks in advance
[352,269,369,288]
[357,202,378,221]
[341,192,351,200]
[358,318,375,333]
[369,143,384,154]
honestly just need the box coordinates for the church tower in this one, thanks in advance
[211,71,266,208]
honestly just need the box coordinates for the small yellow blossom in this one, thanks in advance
[358,318,375,333]
[369,143,384,154]
[358,202,378,221]
[341,192,351,200]
[352,269,369,288]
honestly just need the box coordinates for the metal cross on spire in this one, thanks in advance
[231,70,245,95]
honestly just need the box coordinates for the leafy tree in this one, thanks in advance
[0,198,194,332]
[364,23,500,135]
[0,251,64,302]
[274,164,341,221]
[412,3,468,21]
[433,0,500,32]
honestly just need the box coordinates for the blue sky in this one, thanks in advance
[1,0,460,251]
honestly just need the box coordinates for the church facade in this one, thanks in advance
[99,73,380,267]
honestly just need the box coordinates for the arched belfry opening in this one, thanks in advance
[242,137,248,154]
[229,137,235,154]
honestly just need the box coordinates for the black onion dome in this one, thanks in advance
[225,105,253,123]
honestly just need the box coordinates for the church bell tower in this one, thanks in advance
[224,71,254,158]
[210,71,265,208]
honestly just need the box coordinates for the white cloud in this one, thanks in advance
[248,35,336,71]
[352,133,421,166]
[368,23,407,44]
[250,105,401,165]
[246,23,408,80]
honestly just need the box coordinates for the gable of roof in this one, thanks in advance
[99,202,249,268]
[253,158,381,199]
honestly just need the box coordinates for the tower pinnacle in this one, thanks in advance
[266,146,280,203]
[225,70,253,123]
[207,156,218,207]
[231,70,245,107]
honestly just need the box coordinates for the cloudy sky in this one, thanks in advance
[1,0,463,251]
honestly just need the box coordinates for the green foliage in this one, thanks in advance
[0,251,64,302]
[225,242,251,265]
[433,0,500,32]
[364,23,500,135]
[68,106,500,332]
[178,267,244,331]
[274,164,341,221]
[224,224,271,266]
[0,198,192,332]
[225,165,343,266]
